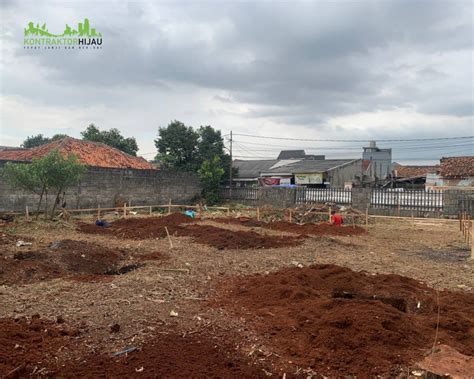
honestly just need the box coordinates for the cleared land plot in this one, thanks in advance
[0,214,472,377]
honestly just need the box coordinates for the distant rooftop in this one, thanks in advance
[0,138,155,170]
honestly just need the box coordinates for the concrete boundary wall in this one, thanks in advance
[0,165,201,212]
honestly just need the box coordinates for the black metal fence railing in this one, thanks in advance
[370,189,443,212]
[296,187,352,205]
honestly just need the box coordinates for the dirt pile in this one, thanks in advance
[0,240,136,285]
[79,214,303,249]
[179,224,303,250]
[78,213,196,239]
[52,332,266,378]
[216,264,474,377]
[0,316,80,377]
[213,217,366,236]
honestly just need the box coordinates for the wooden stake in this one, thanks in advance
[123,203,127,218]
[168,199,172,215]
[97,204,101,219]
[227,207,230,217]
[329,207,332,223]
[365,207,369,226]
[289,209,293,223]
[257,207,260,221]
[470,221,473,260]
[149,206,152,216]
[25,206,29,221]
[165,226,173,249]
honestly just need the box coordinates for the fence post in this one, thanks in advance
[470,221,473,260]
[123,203,127,218]
[168,199,172,215]
[257,207,260,221]
[328,207,332,223]
[97,204,101,219]
[149,206,152,216]
[25,206,30,221]
[365,207,369,226]
[289,209,293,223]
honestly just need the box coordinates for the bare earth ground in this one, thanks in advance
[0,213,472,378]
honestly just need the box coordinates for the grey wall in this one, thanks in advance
[363,148,392,179]
[0,164,202,212]
[327,160,362,187]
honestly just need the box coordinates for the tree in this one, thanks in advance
[2,150,86,219]
[154,121,199,170]
[81,124,139,156]
[21,133,70,148]
[22,134,51,148]
[198,156,224,204]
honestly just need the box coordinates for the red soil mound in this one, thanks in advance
[78,213,196,239]
[264,221,365,236]
[52,333,266,378]
[0,240,136,285]
[213,217,365,236]
[79,214,303,249]
[179,224,303,250]
[0,316,80,377]
[216,264,474,377]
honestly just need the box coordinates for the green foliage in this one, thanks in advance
[154,122,233,182]
[21,133,69,148]
[1,150,86,218]
[154,120,199,170]
[81,124,139,156]
[198,156,224,204]
[2,162,41,194]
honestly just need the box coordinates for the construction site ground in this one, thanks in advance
[0,213,473,378]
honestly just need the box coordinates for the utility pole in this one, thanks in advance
[229,131,233,197]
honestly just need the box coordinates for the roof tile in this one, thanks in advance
[0,138,155,170]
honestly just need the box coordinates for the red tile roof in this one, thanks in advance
[439,156,474,178]
[0,138,155,170]
[393,165,439,178]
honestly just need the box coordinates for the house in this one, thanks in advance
[426,156,474,189]
[0,137,154,170]
[386,164,440,188]
[232,150,363,188]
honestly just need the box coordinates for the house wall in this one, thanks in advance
[0,164,202,212]
[327,160,363,187]
[363,148,392,179]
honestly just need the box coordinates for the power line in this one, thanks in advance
[232,133,474,143]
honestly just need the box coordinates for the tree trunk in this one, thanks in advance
[44,190,48,220]
[50,189,62,219]
[35,185,46,220]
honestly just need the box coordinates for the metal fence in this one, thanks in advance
[221,186,446,212]
[296,187,352,205]
[220,187,259,201]
[371,189,443,211]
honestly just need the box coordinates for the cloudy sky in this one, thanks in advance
[1,0,473,164]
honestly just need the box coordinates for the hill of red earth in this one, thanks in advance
[216,264,474,377]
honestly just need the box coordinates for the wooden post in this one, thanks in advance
[469,222,474,259]
[168,199,172,215]
[97,204,101,219]
[149,206,152,216]
[25,206,30,221]
[365,207,369,226]
[329,207,332,223]
[289,209,293,223]
[459,212,462,231]
[123,203,127,218]
[226,207,230,217]
[257,207,260,221]
[165,226,173,249]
